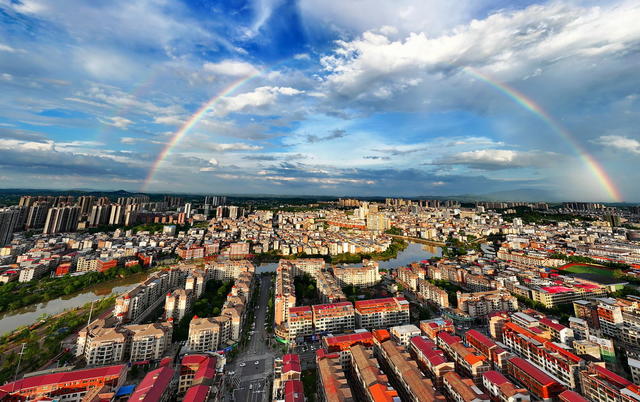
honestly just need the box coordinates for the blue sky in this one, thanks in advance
[0,0,639,201]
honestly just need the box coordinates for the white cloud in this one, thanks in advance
[0,139,54,152]
[154,115,184,126]
[319,1,640,101]
[120,137,138,144]
[246,0,285,38]
[216,86,303,115]
[298,0,478,38]
[99,116,134,129]
[593,135,640,155]
[199,158,219,171]
[433,149,554,170]
[200,142,263,152]
[203,60,260,76]
[0,44,16,52]
[75,48,139,80]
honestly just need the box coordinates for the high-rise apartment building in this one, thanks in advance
[43,205,80,234]
[0,208,20,246]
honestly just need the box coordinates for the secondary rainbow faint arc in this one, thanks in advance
[464,67,622,202]
[141,71,266,192]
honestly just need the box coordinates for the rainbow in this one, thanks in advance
[464,67,622,202]
[140,61,622,202]
[140,71,268,191]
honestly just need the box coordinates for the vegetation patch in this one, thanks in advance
[560,263,615,278]
[173,279,234,341]
[0,264,145,313]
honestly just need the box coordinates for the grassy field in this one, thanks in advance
[561,263,615,278]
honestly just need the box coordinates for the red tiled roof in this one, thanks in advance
[368,383,398,402]
[372,329,391,342]
[437,331,462,346]
[284,380,305,402]
[282,354,302,374]
[182,354,208,365]
[313,301,352,311]
[592,365,632,388]
[559,390,589,402]
[183,385,210,402]
[410,336,448,365]
[466,329,497,348]
[324,332,373,348]
[539,318,566,331]
[0,365,126,392]
[289,306,312,313]
[483,370,509,386]
[541,286,572,293]
[504,323,581,363]
[509,357,556,386]
[193,357,216,381]
[129,366,174,402]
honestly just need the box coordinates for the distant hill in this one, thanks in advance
[471,188,561,202]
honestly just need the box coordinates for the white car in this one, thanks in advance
[239,362,246,367]
[255,361,260,365]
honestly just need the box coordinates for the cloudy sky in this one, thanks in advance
[0,0,639,201]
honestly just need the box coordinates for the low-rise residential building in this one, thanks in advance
[502,322,584,389]
[355,297,410,330]
[531,284,607,308]
[322,331,374,370]
[505,357,566,402]
[390,324,421,346]
[482,370,530,402]
[130,366,176,402]
[419,318,455,340]
[287,306,314,342]
[178,354,217,394]
[465,329,512,370]
[579,363,640,402]
[333,260,379,288]
[436,332,491,385]
[0,365,128,402]
[273,354,302,401]
[316,350,354,402]
[456,290,518,318]
[409,336,455,388]
[376,339,446,402]
[442,371,490,402]
[313,302,355,334]
[349,344,399,401]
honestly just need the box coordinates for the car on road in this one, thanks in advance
[255,361,260,365]
[239,362,246,367]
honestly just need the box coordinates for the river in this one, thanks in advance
[255,241,442,273]
[0,242,440,334]
[0,272,148,335]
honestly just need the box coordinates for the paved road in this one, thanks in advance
[228,274,277,402]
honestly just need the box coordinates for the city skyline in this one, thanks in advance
[1,0,640,200]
